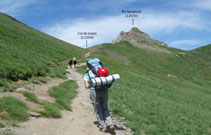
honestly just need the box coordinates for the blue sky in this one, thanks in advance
[0,0,211,49]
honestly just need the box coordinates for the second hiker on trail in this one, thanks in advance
[84,58,115,133]
[73,57,77,68]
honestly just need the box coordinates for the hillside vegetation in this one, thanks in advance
[82,29,211,135]
[0,13,85,91]
[0,13,81,130]
[0,12,210,135]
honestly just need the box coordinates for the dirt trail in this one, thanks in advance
[12,63,133,135]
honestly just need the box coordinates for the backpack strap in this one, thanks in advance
[99,77,103,86]
[111,75,115,83]
[86,70,91,82]
[99,61,103,67]
[87,63,98,75]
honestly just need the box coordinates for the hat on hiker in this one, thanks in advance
[97,68,109,77]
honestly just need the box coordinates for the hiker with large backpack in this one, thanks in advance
[84,58,115,133]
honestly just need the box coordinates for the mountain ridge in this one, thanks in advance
[0,12,211,135]
[112,27,169,52]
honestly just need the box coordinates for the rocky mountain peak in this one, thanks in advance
[129,27,150,39]
[112,27,169,52]
[112,27,150,43]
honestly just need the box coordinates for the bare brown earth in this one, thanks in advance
[9,63,133,135]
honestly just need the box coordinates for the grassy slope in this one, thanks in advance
[0,13,82,124]
[87,41,211,135]
[0,12,210,134]
[0,13,85,87]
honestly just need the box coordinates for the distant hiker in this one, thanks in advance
[68,58,72,68]
[84,58,115,133]
[73,57,77,68]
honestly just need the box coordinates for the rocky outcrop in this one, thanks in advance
[112,27,150,43]
[112,31,127,43]
[112,27,169,53]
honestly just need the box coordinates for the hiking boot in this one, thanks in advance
[100,128,107,133]
[108,125,115,132]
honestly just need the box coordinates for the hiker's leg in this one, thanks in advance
[101,89,114,126]
[90,90,96,111]
[96,90,107,130]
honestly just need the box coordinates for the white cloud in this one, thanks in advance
[193,0,211,10]
[169,40,200,50]
[140,10,209,34]
[170,40,199,45]
[43,10,210,48]
[0,0,40,16]
[43,16,132,48]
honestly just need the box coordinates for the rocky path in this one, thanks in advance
[12,63,133,135]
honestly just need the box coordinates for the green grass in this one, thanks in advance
[39,80,78,117]
[0,79,20,92]
[0,13,85,91]
[49,80,78,110]
[39,102,61,118]
[0,122,5,127]
[0,97,28,121]
[1,12,211,135]
[23,91,39,103]
[76,65,87,74]
[37,77,49,83]
[29,76,49,85]
[85,41,211,135]
[0,130,13,135]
